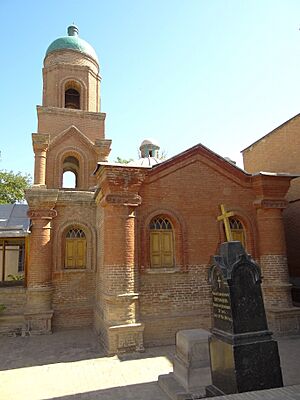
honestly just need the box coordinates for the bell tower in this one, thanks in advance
[24,26,112,335]
[32,25,111,190]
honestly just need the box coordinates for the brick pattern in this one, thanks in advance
[261,255,292,308]
[0,287,26,315]
[43,50,100,112]
[37,107,105,143]
[140,264,212,345]
[52,271,95,328]
[242,115,300,280]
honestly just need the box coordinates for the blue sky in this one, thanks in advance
[1,0,300,176]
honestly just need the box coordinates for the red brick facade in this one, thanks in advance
[2,27,299,350]
[242,114,300,304]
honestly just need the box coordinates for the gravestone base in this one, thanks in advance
[158,329,211,400]
[206,329,283,396]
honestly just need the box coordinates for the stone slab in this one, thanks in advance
[158,373,206,400]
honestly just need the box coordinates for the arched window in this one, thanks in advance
[62,156,79,188]
[64,81,81,109]
[65,88,80,109]
[229,217,246,248]
[65,228,86,269]
[149,217,174,268]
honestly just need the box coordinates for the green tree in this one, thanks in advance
[0,170,31,204]
[115,157,134,164]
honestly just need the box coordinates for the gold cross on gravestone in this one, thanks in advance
[217,204,235,242]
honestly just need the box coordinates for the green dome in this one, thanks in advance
[45,25,98,63]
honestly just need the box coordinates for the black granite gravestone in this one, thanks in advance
[206,241,283,396]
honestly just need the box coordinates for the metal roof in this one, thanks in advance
[45,25,99,63]
[0,204,30,238]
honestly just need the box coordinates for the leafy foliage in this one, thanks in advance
[0,304,6,313]
[8,274,24,281]
[0,170,31,204]
[115,157,134,164]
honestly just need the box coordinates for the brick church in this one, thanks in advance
[1,26,299,354]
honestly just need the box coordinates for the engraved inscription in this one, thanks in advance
[212,291,233,322]
[118,333,136,348]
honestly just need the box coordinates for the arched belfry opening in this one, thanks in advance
[64,81,81,109]
[62,155,80,188]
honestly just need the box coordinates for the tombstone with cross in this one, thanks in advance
[206,214,283,396]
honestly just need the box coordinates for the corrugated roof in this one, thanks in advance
[0,204,29,237]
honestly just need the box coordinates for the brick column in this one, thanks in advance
[94,165,147,354]
[255,199,292,308]
[98,194,144,354]
[25,188,58,334]
[32,134,49,186]
[252,174,300,335]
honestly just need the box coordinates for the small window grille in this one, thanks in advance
[229,218,243,230]
[66,228,86,239]
[150,217,172,230]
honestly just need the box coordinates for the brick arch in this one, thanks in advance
[53,219,96,271]
[58,77,88,110]
[218,207,258,259]
[139,208,187,271]
[54,147,88,189]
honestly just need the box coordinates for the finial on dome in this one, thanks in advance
[68,25,79,36]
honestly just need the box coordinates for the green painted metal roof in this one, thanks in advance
[45,25,98,63]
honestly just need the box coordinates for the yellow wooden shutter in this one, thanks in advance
[65,238,86,268]
[150,232,161,267]
[232,230,245,248]
[161,231,173,267]
[75,239,86,268]
[65,239,75,268]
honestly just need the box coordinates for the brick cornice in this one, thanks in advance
[37,105,106,121]
[95,165,147,207]
[253,199,288,210]
[251,173,294,199]
[100,192,142,207]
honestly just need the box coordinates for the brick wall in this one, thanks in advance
[242,115,300,174]
[51,193,97,328]
[0,287,26,334]
[242,116,300,280]
[135,155,259,344]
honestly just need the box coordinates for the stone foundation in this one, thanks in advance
[267,307,300,335]
[24,310,53,335]
[103,322,145,355]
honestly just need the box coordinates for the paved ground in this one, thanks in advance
[0,328,300,400]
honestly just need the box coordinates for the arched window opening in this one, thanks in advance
[226,217,246,248]
[65,228,86,269]
[62,171,77,188]
[62,156,80,188]
[149,217,174,268]
[65,88,80,109]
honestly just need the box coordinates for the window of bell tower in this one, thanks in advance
[62,156,80,188]
[64,81,81,109]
